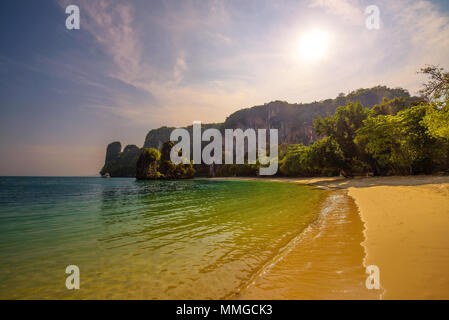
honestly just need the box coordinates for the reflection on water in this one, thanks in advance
[238,191,382,300]
[0,177,326,299]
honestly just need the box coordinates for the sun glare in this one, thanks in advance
[297,30,329,61]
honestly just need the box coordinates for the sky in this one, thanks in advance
[1,0,449,176]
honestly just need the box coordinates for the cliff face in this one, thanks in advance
[142,124,222,149]
[100,144,141,177]
[223,101,316,145]
[143,126,176,150]
[222,86,411,145]
[100,86,413,177]
[105,141,121,163]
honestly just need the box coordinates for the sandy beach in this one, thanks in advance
[213,175,449,299]
[346,176,449,299]
[299,175,449,299]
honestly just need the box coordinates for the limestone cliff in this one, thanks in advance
[100,86,414,177]
[105,141,121,163]
[222,86,411,145]
[100,143,141,177]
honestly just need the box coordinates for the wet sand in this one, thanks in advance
[296,176,449,299]
[237,191,381,299]
[211,176,449,299]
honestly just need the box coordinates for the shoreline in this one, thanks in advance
[237,189,381,299]
[206,175,449,299]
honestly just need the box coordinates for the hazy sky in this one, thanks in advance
[1,0,449,176]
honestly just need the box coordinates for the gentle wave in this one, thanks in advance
[237,190,381,300]
[232,191,340,298]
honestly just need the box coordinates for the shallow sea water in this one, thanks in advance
[0,177,329,299]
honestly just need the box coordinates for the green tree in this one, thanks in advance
[421,102,449,171]
[136,148,161,180]
[422,104,449,140]
[398,104,442,174]
[371,97,410,116]
[159,141,195,179]
[356,115,412,174]
[313,102,370,175]
[302,137,345,176]
[356,104,447,174]
[279,144,308,176]
[418,65,449,103]
[144,147,161,161]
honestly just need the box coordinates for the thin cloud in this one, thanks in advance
[55,0,449,125]
[308,0,365,25]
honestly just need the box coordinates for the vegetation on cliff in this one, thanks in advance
[136,142,195,180]
[135,148,161,180]
[158,141,196,179]
[223,86,412,146]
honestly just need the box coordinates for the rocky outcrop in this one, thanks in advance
[100,143,141,177]
[105,141,121,163]
[222,86,412,146]
[143,126,176,149]
[136,148,160,180]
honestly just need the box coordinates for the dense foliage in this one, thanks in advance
[279,66,449,177]
[136,148,160,180]
[136,144,195,180]
[158,141,196,179]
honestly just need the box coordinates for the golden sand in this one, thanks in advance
[345,177,449,299]
[297,175,449,299]
[212,176,449,299]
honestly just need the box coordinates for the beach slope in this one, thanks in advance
[346,176,449,299]
[293,175,449,299]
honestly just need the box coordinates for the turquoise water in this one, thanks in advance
[0,177,326,299]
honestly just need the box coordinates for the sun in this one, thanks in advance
[297,30,329,61]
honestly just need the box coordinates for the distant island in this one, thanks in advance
[101,66,449,179]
